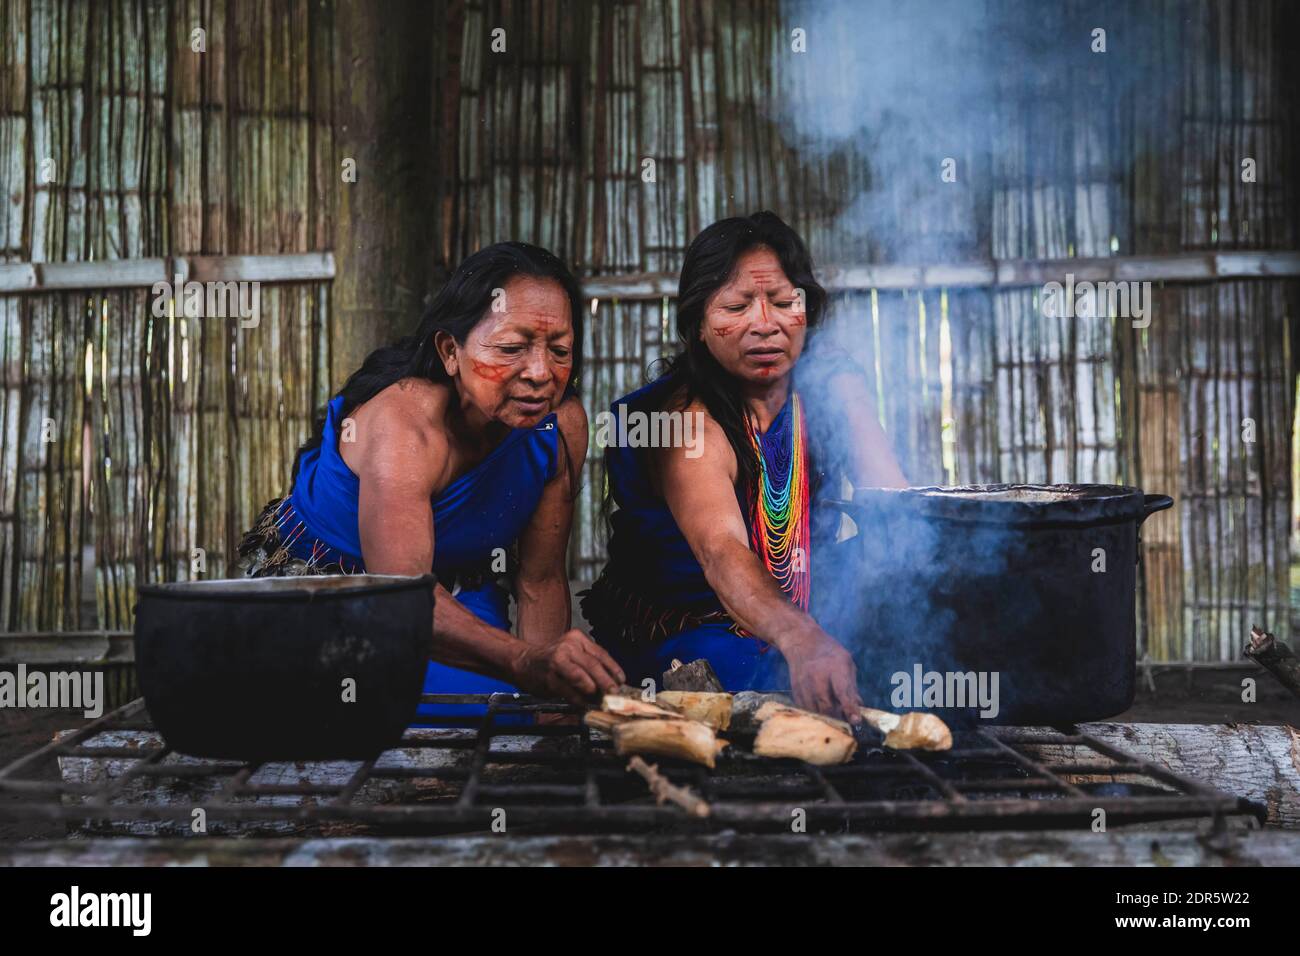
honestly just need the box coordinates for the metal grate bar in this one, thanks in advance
[0,696,1264,833]
[977,729,1088,797]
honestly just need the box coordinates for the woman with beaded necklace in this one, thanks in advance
[581,212,906,722]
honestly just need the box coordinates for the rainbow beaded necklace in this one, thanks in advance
[745,392,810,611]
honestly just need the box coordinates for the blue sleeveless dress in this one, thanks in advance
[585,375,833,692]
[287,393,561,723]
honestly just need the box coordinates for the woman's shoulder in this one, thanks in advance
[341,379,453,484]
[555,392,588,431]
[350,379,455,440]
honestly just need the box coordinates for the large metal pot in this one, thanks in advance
[134,574,435,760]
[819,484,1172,725]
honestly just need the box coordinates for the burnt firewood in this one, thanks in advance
[1245,625,1300,701]
[662,658,723,693]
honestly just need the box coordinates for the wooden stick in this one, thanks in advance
[626,756,711,818]
[1245,626,1300,700]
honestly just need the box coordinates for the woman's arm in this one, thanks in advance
[515,396,588,644]
[352,389,621,701]
[654,412,862,722]
[827,369,908,488]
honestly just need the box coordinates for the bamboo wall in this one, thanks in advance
[0,0,1296,663]
[0,0,334,630]
[431,0,1299,659]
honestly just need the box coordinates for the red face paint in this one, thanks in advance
[470,359,514,383]
[711,322,740,337]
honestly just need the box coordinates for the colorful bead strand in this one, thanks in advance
[746,393,810,610]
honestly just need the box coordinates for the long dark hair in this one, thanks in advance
[653,211,828,501]
[293,241,586,481]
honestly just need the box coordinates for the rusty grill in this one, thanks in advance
[0,694,1262,835]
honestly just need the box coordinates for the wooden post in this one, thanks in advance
[330,0,436,391]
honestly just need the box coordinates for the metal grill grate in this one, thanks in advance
[0,694,1262,835]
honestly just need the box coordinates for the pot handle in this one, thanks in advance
[1140,493,1174,523]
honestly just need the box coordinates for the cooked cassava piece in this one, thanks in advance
[612,718,727,768]
[729,691,794,730]
[752,704,858,766]
[860,707,952,751]
[655,691,733,730]
[754,700,853,733]
[600,694,680,719]
[583,710,633,734]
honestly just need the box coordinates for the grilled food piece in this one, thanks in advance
[583,710,633,734]
[601,693,679,720]
[729,691,795,730]
[655,691,733,730]
[859,707,952,751]
[612,718,727,768]
[752,703,858,766]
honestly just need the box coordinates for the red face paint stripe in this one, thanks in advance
[470,359,514,383]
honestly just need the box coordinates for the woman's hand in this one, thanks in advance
[778,627,862,723]
[509,628,625,704]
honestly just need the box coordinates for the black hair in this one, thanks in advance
[293,241,586,488]
[652,210,828,504]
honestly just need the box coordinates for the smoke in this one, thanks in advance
[771,0,1176,719]
[774,0,1174,264]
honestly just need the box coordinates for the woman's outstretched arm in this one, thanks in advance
[515,396,589,644]
[353,387,621,702]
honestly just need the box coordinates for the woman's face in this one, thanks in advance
[699,246,807,386]
[439,275,575,429]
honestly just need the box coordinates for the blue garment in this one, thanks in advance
[288,393,561,722]
[590,376,821,691]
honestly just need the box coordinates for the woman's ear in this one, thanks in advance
[434,331,458,377]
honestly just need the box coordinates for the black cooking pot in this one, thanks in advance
[818,484,1172,726]
[134,574,435,760]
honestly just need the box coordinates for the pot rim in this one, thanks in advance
[136,573,437,602]
[848,483,1160,527]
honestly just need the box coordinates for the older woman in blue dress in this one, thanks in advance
[582,213,905,722]
[240,242,624,715]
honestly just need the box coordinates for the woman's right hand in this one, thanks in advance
[779,627,863,723]
[510,629,625,704]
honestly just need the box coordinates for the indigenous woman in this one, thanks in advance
[581,213,905,722]
[239,242,624,719]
